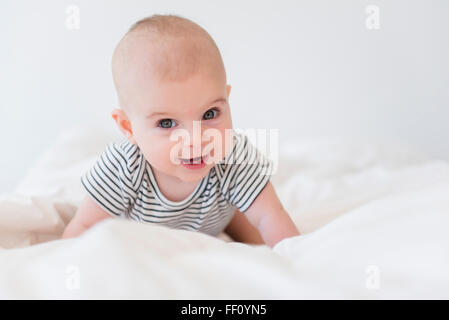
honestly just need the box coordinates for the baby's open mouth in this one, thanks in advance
[179,154,208,164]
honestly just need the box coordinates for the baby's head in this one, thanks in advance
[111,14,233,183]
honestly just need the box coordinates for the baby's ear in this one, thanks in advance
[111,108,125,126]
[226,84,232,97]
[111,108,135,143]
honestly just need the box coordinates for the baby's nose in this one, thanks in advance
[183,121,204,145]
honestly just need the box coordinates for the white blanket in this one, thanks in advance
[1,125,448,299]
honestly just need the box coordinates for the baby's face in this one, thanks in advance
[123,68,233,183]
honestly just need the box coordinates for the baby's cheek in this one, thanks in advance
[203,132,227,164]
[140,144,166,164]
[166,143,183,165]
[219,129,234,161]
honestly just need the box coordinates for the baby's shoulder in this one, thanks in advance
[80,138,146,216]
[114,138,142,164]
[213,130,273,212]
[217,131,253,168]
[214,130,273,181]
[102,138,146,189]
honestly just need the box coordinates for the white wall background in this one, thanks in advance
[1,0,448,193]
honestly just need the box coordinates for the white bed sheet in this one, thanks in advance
[1,125,448,299]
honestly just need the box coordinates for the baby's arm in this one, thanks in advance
[61,194,111,239]
[225,208,265,245]
[243,181,300,248]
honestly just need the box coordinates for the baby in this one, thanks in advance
[62,14,299,247]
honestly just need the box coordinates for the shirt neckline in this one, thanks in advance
[145,161,210,209]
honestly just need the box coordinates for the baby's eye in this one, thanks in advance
[158,119,176,129]
[203,108,219,120]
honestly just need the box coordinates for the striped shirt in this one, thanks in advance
[81,131,273,236]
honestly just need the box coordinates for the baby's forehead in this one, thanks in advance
[111,15,226,113]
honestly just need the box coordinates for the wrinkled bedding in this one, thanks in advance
[1,125,448,299]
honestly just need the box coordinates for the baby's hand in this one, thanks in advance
[243,181,300,248]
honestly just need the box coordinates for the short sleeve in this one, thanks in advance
[80,139,141,218]
[218,132,274,213]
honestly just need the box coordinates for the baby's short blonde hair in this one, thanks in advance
[112,14,226,112]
